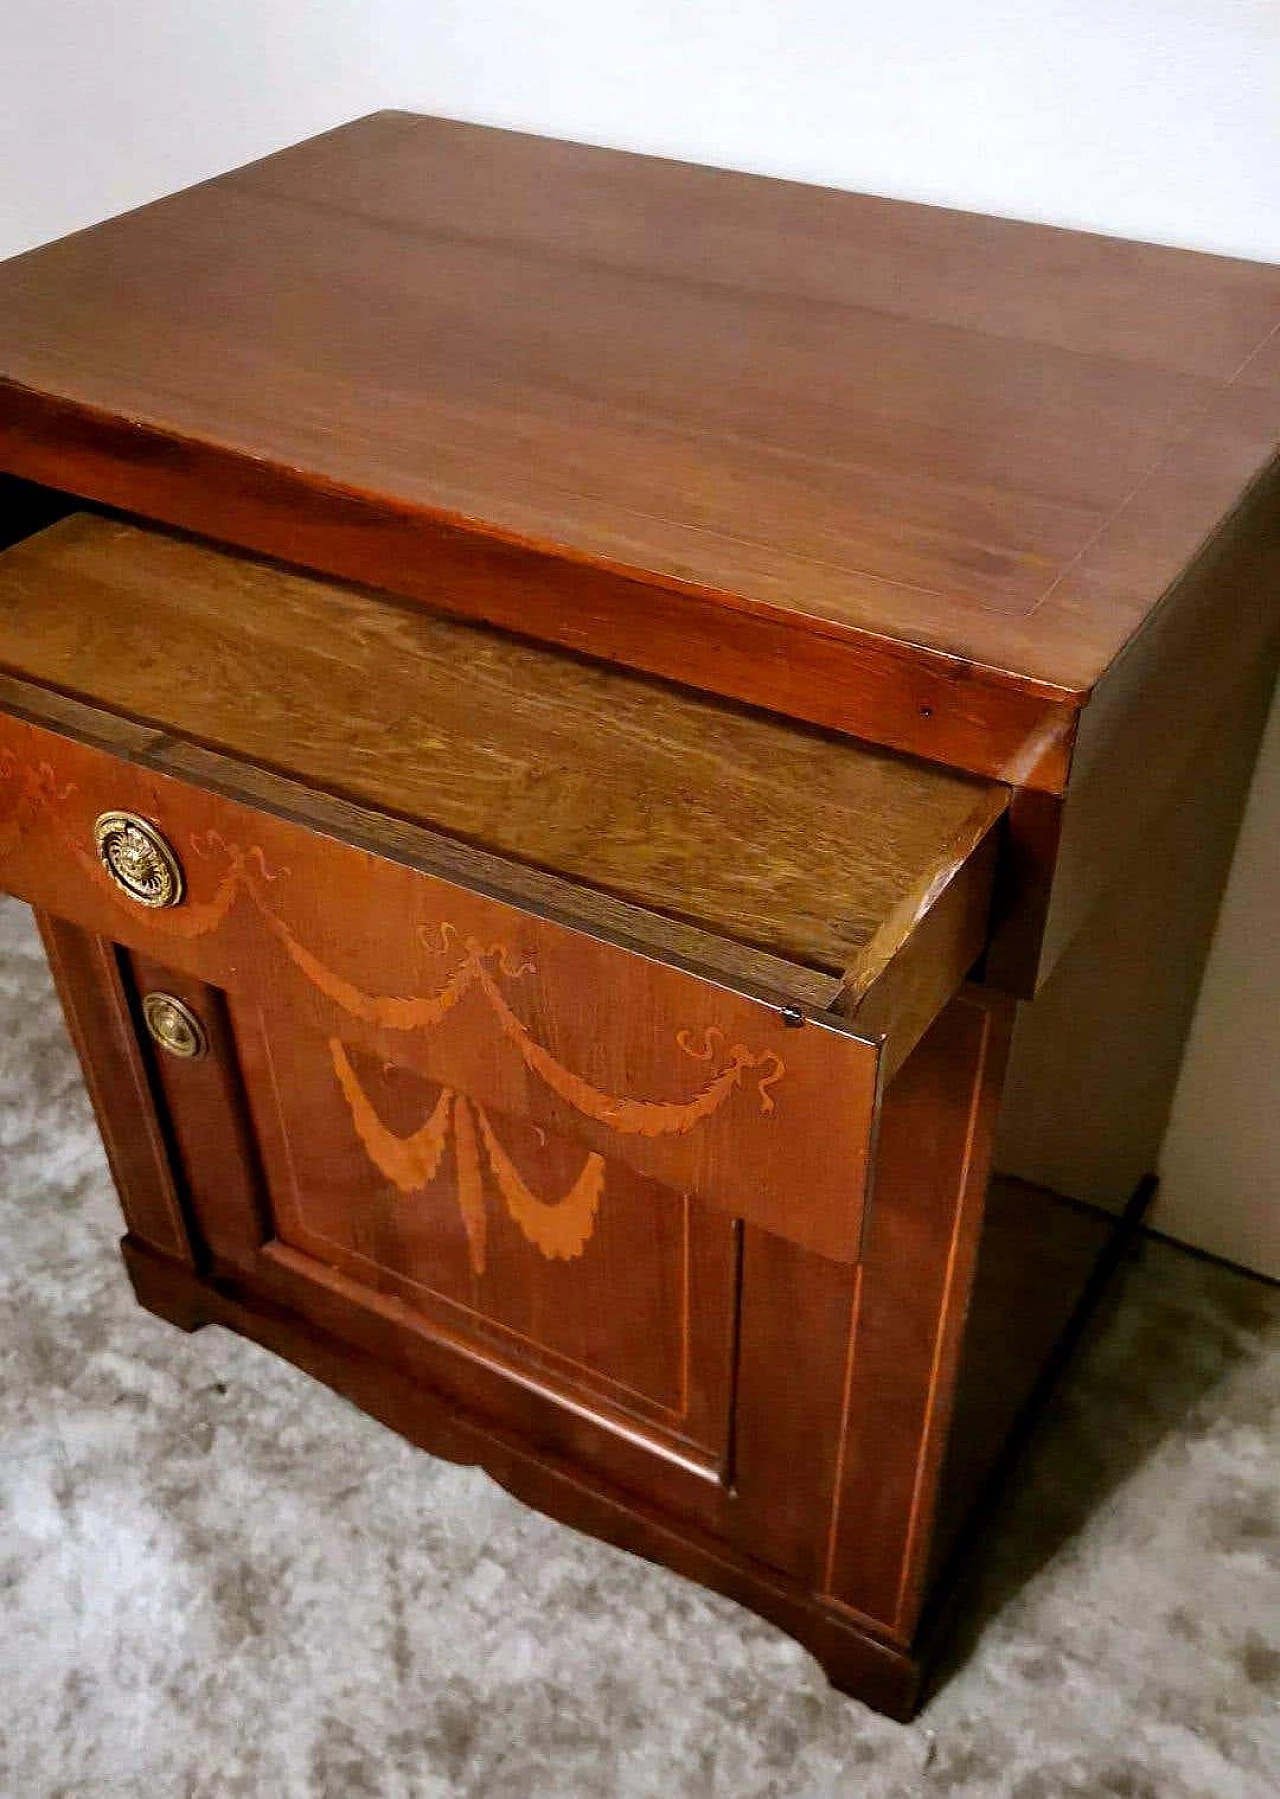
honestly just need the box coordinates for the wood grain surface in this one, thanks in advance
[0,514,1005,1003]
[127,945,743,1476]
[0,705,902,1260]
[2,113,1275,780]
[7,110,1276,1725]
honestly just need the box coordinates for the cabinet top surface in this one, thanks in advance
[1,109,1277,702]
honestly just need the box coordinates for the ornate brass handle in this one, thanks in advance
[141,991,208,1060]
[93,811,184,908]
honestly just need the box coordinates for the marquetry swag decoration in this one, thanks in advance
[330,1043,607,1271]
[2,757,788,1265]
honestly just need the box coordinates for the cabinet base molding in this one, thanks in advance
[120,1235,926,1718]
[121,1178,1145,1721]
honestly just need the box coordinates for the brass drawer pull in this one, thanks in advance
[141,991,208,1060]
[93,811,184,908]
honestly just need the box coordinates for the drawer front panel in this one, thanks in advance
[0,711,879,1260]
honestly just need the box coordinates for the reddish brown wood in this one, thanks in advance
[111,950,743,1504]
[37,888,1022,1705]
[723,1227,854,1589]
[1005,463,1279,992]
[0,397,1074,790]
[927,1177,1118,1586]
[119,1232,926,1718]
[3,116,1276,785]
[4,118,1276,1718]
[28,898,1110,1722]
[236,995,740,1466]
[35,910,193,1263]
[996,649,1279,1208]
[823,989,1015,1640]
[0,698,1005,1263]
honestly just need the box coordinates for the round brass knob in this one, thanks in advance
[93,811,184,908]
[141,991,208,1060]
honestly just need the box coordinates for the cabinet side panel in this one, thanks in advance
[1018,460,1278,990]
[822,989,1013,1641]
[986,459,1278,999]
[731,1229,857,1585]
[927,1176,1116,1585]
[996,652,1277,1208]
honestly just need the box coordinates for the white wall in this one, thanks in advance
[3,3,1278,1269]
[4,2,1280,261]
[1156,688,1280,1277]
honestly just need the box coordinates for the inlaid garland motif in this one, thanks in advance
[329,1045,607,1273]
[1,757,787,1268]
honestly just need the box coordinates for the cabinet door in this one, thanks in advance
[118,939,742,1523]
[40,911,1015,1639]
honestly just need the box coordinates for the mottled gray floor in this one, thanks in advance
[1,894,1277,1799]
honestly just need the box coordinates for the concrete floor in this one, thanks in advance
[1,895,1277,1798]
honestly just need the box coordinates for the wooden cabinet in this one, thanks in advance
[0,517,1012,1713]
[1,111,1276,1718]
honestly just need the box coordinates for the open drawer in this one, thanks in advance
[0,516,1008,1263]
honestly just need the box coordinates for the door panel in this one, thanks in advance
[122,945,741,1494]
[232,1003,739,1460]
